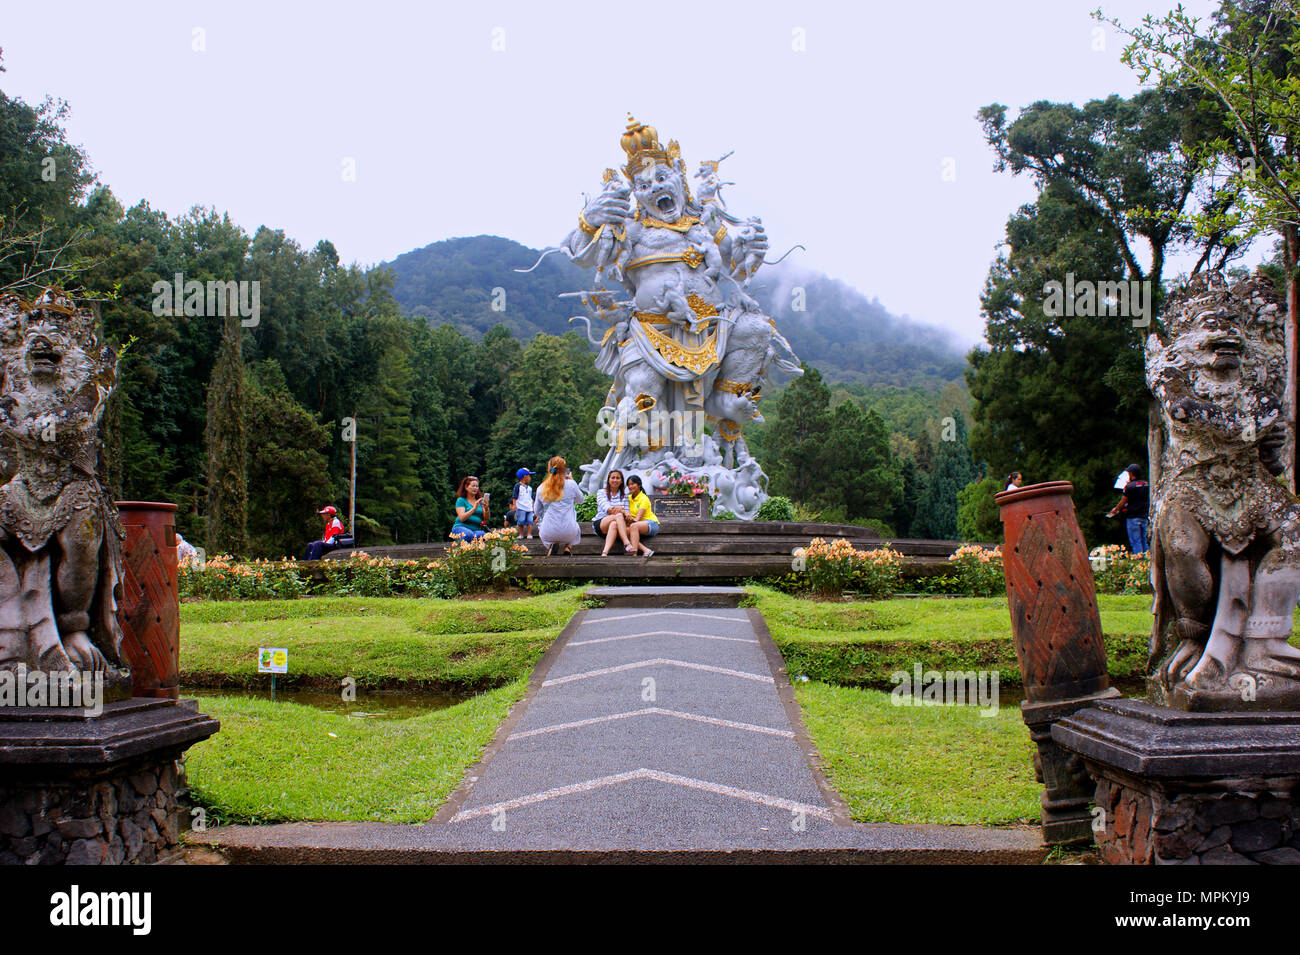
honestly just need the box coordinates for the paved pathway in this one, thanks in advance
[436,606,843,847]
[199,603,1046,861]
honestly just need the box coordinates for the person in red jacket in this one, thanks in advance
[304,506,347,560]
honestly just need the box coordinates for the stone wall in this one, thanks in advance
[1094,771,1300,865]
[0,753,191,865]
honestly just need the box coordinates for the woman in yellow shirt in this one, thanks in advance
[624,474,658,557]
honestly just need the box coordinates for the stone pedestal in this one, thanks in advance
[0,698,218,864]
[1054,698,1300,864]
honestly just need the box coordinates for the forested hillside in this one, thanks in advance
[386,236,969,390]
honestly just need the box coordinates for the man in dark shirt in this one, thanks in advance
[1107,464,1150,554]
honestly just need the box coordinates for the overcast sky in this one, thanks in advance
[2,0,1227,345]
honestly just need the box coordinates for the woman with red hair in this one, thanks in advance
[537,456,583,556]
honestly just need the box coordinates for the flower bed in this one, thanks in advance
[792,538,904,598]
[180,529,530,601]
[946,544,1004,598]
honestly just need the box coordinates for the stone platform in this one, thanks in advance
[1054,699,1300,864]
[196,596,1045,864]
[317,522,973,585]
[0,698,219,864]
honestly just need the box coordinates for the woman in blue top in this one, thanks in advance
[450,475,490,540]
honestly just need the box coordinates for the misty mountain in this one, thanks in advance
[384,235,968,388]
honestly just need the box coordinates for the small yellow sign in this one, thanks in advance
[258,647,289,674]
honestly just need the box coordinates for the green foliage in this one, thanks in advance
[205,314,248,555]
[970,86,1224,545]
[911,413,980,540]
[767,365,901,525]
[756,496,795,521]
[796,538,903,598]
[945,544,1006,597]
[244,361,333,558]
[438,529,529,594]
[957,476,1002,543]
[575,493,598,523]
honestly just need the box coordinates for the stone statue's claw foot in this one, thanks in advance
[1183,650,1233,692]
[62,631,106,672]
[1160,638,1204,688]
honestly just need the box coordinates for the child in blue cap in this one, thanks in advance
[511,468,536,539]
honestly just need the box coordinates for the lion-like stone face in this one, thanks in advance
[1176,305,1247,379]
[632,162,688,223]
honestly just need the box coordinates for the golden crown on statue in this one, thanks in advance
[621,114,681,181]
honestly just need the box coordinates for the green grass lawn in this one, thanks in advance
[181,589,583,690]
[795,681,1040,825]
[749,586,1155,688]
[186,585,1282,830]
[181,589,583,825]
[187,681,526,825]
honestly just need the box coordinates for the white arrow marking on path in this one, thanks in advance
[580,610,748,626]
[569,630,758,647]
[450,768,832,822]
[542,658,773,687]
[508,707,793,741]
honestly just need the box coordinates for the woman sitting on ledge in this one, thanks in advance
[594,468,631,557]
[624,474,658,558]
[450,476,489,540]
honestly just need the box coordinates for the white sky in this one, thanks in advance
[1,0,1227,346]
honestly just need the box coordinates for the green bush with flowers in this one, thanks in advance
[180,529,530,602]
[946,544,1005,597]
[1089,545,1152,595]
[794,537,904,598]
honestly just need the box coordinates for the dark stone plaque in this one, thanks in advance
[650,494,708,521]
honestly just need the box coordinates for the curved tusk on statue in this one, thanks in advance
[762,244,806,266]
[515,247,563,273]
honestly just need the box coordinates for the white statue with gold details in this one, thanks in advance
[556,116,802,518]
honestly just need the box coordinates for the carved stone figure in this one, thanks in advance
[549,116,803,517]
[0,290,128,694]
[1147,272,1300,710]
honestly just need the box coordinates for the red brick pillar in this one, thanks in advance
[115,501,180,700]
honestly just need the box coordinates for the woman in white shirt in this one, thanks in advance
[593,469,631,557]
[537,455,584,556]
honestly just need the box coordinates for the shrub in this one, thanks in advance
[1089,545,1152,595]
[440,528,529,593]
[957,477,1002,543]
[946,544,1004,597]
[794,538,903,598]
[179,556,308,601]
[714,510,738,521]
[856,545,904,598]
[576,493,598,523]
[757,496,795,521]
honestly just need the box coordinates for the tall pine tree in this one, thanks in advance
[205,311,248,555]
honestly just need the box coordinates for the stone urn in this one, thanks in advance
[997,480,1119,844]
[115,501,180,700]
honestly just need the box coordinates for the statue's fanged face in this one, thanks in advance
[632,162,687,223]
[24,327,65,381]
[1185,306,1245,375]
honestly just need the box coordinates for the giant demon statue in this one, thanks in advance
[0,291,127,691]
[1147,272,1300,709]
[540,116,802,518]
